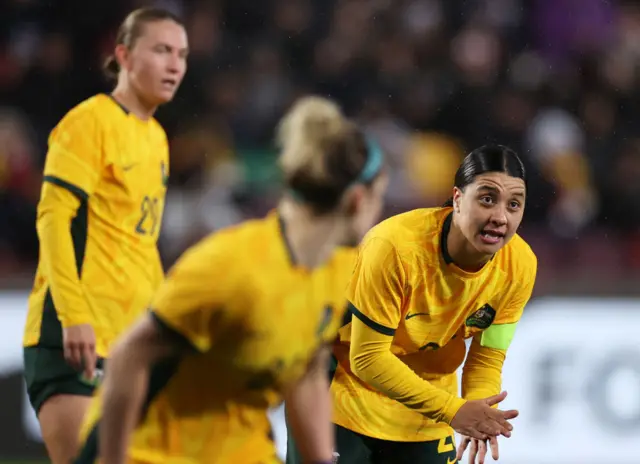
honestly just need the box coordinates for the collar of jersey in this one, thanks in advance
[440,212,455,265]
[276,211,299,267]
[106,93,130,114]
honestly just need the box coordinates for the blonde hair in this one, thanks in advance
[277,96,373,213]
[277,96,345,180]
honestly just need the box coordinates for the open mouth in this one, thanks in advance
[479,229,505,245]
[161,78,177,89]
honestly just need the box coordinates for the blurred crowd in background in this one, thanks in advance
[1,0,640,293]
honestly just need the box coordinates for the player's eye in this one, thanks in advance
[479,195,494,205]
[509,200,521,210]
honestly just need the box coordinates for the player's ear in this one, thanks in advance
[114,44,132,72]
[452,187,463,214]
[343,184,366,218]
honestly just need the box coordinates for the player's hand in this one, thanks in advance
[450,391,518,440]
[456,435,500,463]
[63,323,97,380]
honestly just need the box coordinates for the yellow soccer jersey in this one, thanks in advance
[331,207,537,442]
[24,94,169,356]
[78,212,356,464]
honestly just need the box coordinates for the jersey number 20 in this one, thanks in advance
[136,195,160,235]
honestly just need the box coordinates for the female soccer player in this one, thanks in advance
[287,144,537,464]
[74,96,387,464]
[22,8,188,464]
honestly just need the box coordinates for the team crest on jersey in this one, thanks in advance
[317,305,334,335]
[465,304,496,329]
[161,161,169,186]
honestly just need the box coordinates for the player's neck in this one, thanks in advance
[278,201,345,269]
[446,218,492,272]
[111,85,157,120]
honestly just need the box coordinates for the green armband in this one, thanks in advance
[480,322,517,350]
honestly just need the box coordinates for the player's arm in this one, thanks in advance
[38,110,103,328]
[347,237,466,424]
[284,345,334,464]
[461,257,538,401]
[98,313,178,464]
[457,258,537,464]
[99,241,232,464]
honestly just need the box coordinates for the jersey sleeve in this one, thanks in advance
[37,182,93,327]
[461,338,506,401]
[479,252,538,351]
[345,237,405,336]
[43,106,104,198]
[150,236,239,353]
[462,251,538,401]
[37,106,105,328]
[350,317,467,423]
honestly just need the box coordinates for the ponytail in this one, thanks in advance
[103,55,120,81]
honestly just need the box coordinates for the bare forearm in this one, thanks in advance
[285,346,334,463]
[99,351,149,464]
[286,373,333,462]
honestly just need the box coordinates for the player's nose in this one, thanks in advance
[166,54,183,74]
[489,207,507,226]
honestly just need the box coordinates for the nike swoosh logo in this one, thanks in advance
[405,312,429,320]
[446,458,457,464]
[122,164,137,171]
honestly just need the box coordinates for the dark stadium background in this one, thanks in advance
[1,0,639,463]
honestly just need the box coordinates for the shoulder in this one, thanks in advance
[52,95,113,136]
[186,218,265,259]
[165,224,250,289]
[500,233,538,282]
[214,215,276,249]
[369,207,448,242]
[67,94,119,121]
[361,207,448,261]
[183,216,278,273]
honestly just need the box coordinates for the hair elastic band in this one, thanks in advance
[356,137,384,184]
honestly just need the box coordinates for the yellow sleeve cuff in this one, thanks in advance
[440,395,467,424]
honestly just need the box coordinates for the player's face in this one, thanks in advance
[127,20,188,105]
[347,172,388,246]
[454,172,526,255]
